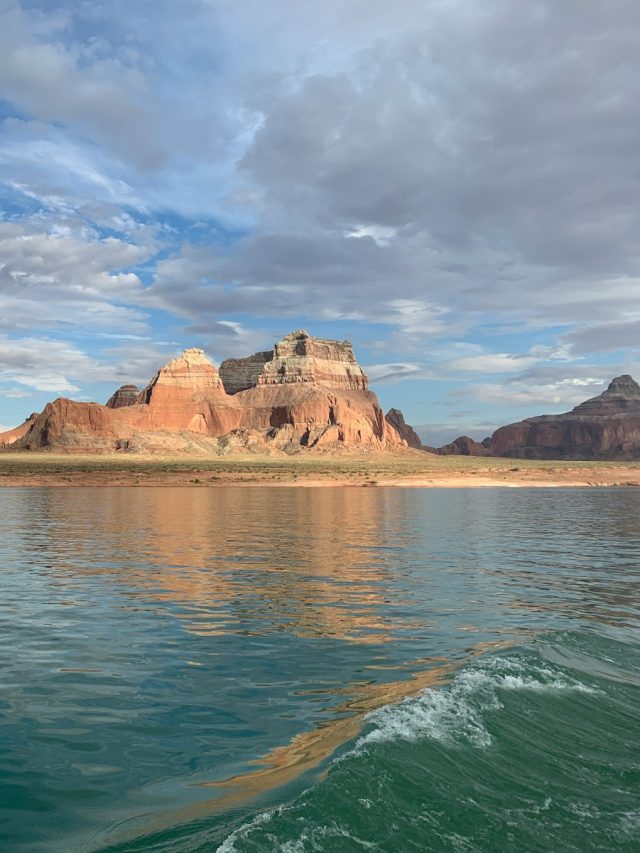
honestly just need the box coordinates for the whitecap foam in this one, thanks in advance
[215,808,277,853]
[217,814,376,853]
[357,654,598,750]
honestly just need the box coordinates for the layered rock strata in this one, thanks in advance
[220,330,368,394]
[14,334,408,453]
[439,375,640,460]
[219,352,271,394]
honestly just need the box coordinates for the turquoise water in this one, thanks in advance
[1,487,639,851]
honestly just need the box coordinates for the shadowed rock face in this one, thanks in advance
[385,408,422,448]
[437,436,491,456]
[440,375,640,460]
[220,331,368,394]
[219,352,272,394]
[106,385,140,409]
[15,334,405,453]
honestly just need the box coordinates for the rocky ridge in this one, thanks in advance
[4,332,411,454]
[440,375,640,460]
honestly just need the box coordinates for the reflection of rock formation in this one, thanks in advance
[14,332,406,453]
[42,487,410,644]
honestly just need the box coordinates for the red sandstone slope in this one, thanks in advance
[0,413,39,446]
[13,332,410,453]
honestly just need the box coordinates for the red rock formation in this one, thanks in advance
[437,435,491,456]
[15,334,405,453]
[489,376,640,459]
[0,413,38,446]
[220,330,368,393]
[385,408,422,448]
[106,384,140,408]
[219,351,272,394]
[440,375,640,460]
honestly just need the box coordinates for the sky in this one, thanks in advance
[1,0,640,444]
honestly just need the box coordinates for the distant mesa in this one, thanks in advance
[437,435,491,457]
[439,375,640,460]
[1,332,413,454]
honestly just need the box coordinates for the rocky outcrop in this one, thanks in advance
[15,333,406,454]
[437,435,491,456]
[0,413,38,446]
[385,408,422,448]
[106,384,140,408]
[488,375,640,459]
[220,330,369,394]
[439,375,640,460]
[219,351,271,394]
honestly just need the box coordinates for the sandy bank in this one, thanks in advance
[1,450,639,488]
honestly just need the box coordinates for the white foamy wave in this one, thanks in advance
[215,808,277,853]
[217,812,375,853]
[357,655,598,750]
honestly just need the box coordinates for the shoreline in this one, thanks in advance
[1,451,640,488]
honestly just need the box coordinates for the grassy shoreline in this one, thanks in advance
[1,449,640,488]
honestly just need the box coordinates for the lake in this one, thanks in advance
[1,486,639,851]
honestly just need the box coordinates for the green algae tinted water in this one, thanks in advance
[1,487,639,852]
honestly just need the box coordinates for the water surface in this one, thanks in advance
[1,487,639,851]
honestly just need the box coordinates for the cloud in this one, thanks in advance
[562,320,640,355]
[0,335,176,394]
[2,0,640,430]
[365,362,437,383]
[0,216,153,335]
[460,377,608,412]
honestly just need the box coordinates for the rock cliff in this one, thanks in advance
[220,330,369,393]
[219,351,271,394]
[15,333,406,453]
[106,384,140,408]
[439,375,640,460]
[385,408,422,448]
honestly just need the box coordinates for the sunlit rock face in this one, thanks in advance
[220,331,369,394]
[106,385,140,409]
[15,334,407,453]
[0,413,39,446]
[385,408,422,449]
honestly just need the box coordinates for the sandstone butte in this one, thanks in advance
[0,331,417,454]
[442,375,640,460]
